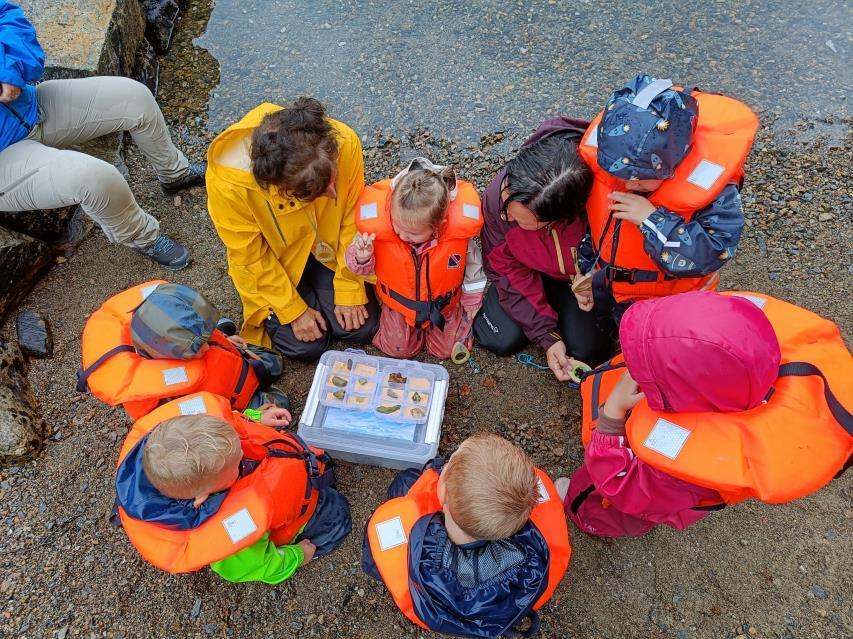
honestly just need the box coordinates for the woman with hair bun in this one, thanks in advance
[473,117,613,382]
[206,97,378,361]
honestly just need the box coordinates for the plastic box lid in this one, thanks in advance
[298,350,448,470]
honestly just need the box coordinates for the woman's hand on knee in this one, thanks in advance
[334,304,367,332]
[291,308,327,342]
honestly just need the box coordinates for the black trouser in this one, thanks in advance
[295,483,353,557]
[473,281,614,367]
[265,255,380,361]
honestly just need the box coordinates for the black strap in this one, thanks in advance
[381,284,457,330]
[691,503,726,512]
[76,345,136,392]
[1,101,33,134]
[569,483,596,516]
[777,362,853,435]
[581,360,627,421]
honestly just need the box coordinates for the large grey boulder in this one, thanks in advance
[24,0,145,79]
[0,338,47,465]
[0,227,51,322]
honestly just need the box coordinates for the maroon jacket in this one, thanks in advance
[481,117,589,351]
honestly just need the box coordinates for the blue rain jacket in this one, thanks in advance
[363,466,550,638]
[0,1,44,152]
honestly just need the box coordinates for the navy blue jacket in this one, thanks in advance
[363,467,550,638]
[115,434,228,530]
[0,1,44,152]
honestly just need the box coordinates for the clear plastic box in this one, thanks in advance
[298,350,448,470]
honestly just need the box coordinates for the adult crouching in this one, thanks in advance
[206,97,378,361]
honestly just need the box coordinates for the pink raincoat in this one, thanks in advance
[565,291,781,537]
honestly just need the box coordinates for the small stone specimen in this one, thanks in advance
[15,310,54,359]
[388,372,407,385]
[377,404,401,415]
[407,407,426,419]
[330,375,348,388]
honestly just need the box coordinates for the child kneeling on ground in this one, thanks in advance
[347,158,487,360]
[79,281,290,419]
[363,433,571,638]
[576,73,758,322]
[114,392,351,581]
[562,291,852,538]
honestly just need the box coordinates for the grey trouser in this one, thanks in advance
[0,76,188,248]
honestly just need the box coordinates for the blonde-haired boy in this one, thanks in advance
[115,397,352,582]
[363,433,570,637]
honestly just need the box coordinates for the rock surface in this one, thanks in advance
[0,228,51,322]
[141,0,182,54]
[25,0,145,78]
[0,338,47,464]
[133,38,160,95]
[0,205,79,243]
[15,311,54,360]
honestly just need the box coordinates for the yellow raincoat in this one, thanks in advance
[206,104,367,347]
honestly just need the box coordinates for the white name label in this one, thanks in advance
[375,516,407,551]
[643,418,691,460]
[360,202,378,220]
[686,159,725,191]
[462,204,480,220]
[536,477,551,503]
[140,284,160,300]
[178,396,207,415]
[731,293,768,309]
[222,508,258,544]
[162,366,189,386]
[586,126,599,148]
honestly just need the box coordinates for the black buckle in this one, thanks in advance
[604,264,636,283]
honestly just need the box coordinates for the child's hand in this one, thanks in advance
[260,405,292,429]
[602,371,645,420]
[298,539,316,566]
[571,273,594,312]
[608,192,656,226]
[226,334,261,360]
[353,232,376,264]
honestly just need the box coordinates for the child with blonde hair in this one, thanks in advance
[114,392,351,582]
[348,158,486,359]
[363,433,571,637]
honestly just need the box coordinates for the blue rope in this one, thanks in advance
[515,352,550,371]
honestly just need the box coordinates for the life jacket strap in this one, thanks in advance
[582,360,627,421]
[598,260,673,284]
[691,503,726,512]
[380,284,459,330]
[76,345,136,392]
[568,483,596,516]
[777,362,853,435]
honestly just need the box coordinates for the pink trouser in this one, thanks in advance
[564,432,722,538]
[372,303,472,360]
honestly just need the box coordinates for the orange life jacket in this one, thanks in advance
[366,465,571,630]
[579,91,758,302]
[356,179,483,328]
[78,281,261,419]
[580,292,853,504]
[116,392,329,573]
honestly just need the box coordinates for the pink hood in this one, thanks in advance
[619,291,781,413]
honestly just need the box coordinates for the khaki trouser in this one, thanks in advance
[0,76,188,248]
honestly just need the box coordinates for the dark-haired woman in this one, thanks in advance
[206,98,378,360]
[473,117,613,382]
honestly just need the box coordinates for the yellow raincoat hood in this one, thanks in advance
[206,103,366,347]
